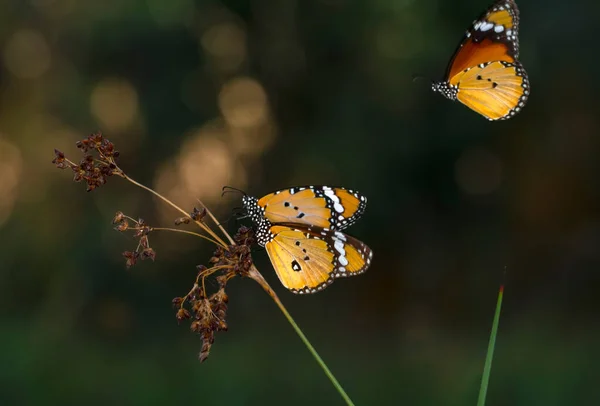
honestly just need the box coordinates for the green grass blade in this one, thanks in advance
[477,284,504,406]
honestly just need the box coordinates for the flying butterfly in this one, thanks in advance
[431,0,530,121]
[232,185,373,294]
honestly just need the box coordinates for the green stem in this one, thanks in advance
[248,267,355,406]
[477,285,504,406]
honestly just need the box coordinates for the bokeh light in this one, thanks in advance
[3,30,52,79]
[201,22,247,72]
[154,124,247,224]
[0,138,23,226]
[218,77,269,129]
[90,78,139,132]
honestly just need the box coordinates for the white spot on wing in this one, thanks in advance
[334,240,345,256]
[324,189,340,203]
[480,22,493,31]
[334,202,344,213]
[334,231,346,241]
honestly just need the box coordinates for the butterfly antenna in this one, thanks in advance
[221,185,247,198]
[412,73,436,85]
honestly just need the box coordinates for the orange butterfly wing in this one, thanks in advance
[446,39,514,81]
[264,224,372,294]
[433,0,529,120]
[455,61,528,120]
[257,186,367,230]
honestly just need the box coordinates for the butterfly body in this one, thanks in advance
[432,0,529,121]
[241,186,372,294]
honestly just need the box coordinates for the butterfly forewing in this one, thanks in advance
[264,224,372,294]
[446,0,519,80]
[257,186,367,231]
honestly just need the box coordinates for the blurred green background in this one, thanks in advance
[1,0,599,404]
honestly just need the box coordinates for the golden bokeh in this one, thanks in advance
[201,22,247,72]
[228,120,277,157]
[178,133,235,198]
[3,29,52,79]
[0,138,23,227]
[90,78,139,132]
[218,77,268,129]
[154,124,247,226]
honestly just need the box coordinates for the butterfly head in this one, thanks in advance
[222,185,261,224]
[432,81,458,101]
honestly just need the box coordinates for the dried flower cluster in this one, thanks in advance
[172,226,255,361]
[112,212,157,268]
[52,132,122,191]
[175,207,207,225]
[53,133,258,362]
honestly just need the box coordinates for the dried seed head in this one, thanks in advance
[141,248,156,261]
[55,132,122,192]
[190,207,207,221]
[176,308,191,322]
[115,221,129,232]
[174,216,191,225]
[52,149,70,169]
[123,251,139,268]
[113,211,124,224]
[190,320,202,333]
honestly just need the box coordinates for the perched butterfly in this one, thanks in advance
[236,185,373,294]
[432,0,530,121]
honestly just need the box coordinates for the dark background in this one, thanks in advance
[1,0,598,405]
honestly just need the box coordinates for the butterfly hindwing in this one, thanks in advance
[255,186,367,231]
[264,224,373,294]
[432,0,529,120]
[455,60,529,120]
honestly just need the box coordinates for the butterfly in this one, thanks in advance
[235,185,373,294]
[431,0,530,121]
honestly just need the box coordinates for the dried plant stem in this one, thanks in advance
[151,228,221,246]
[119,172,228,248]
[197,198,235,245]
[248,267,355,406]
